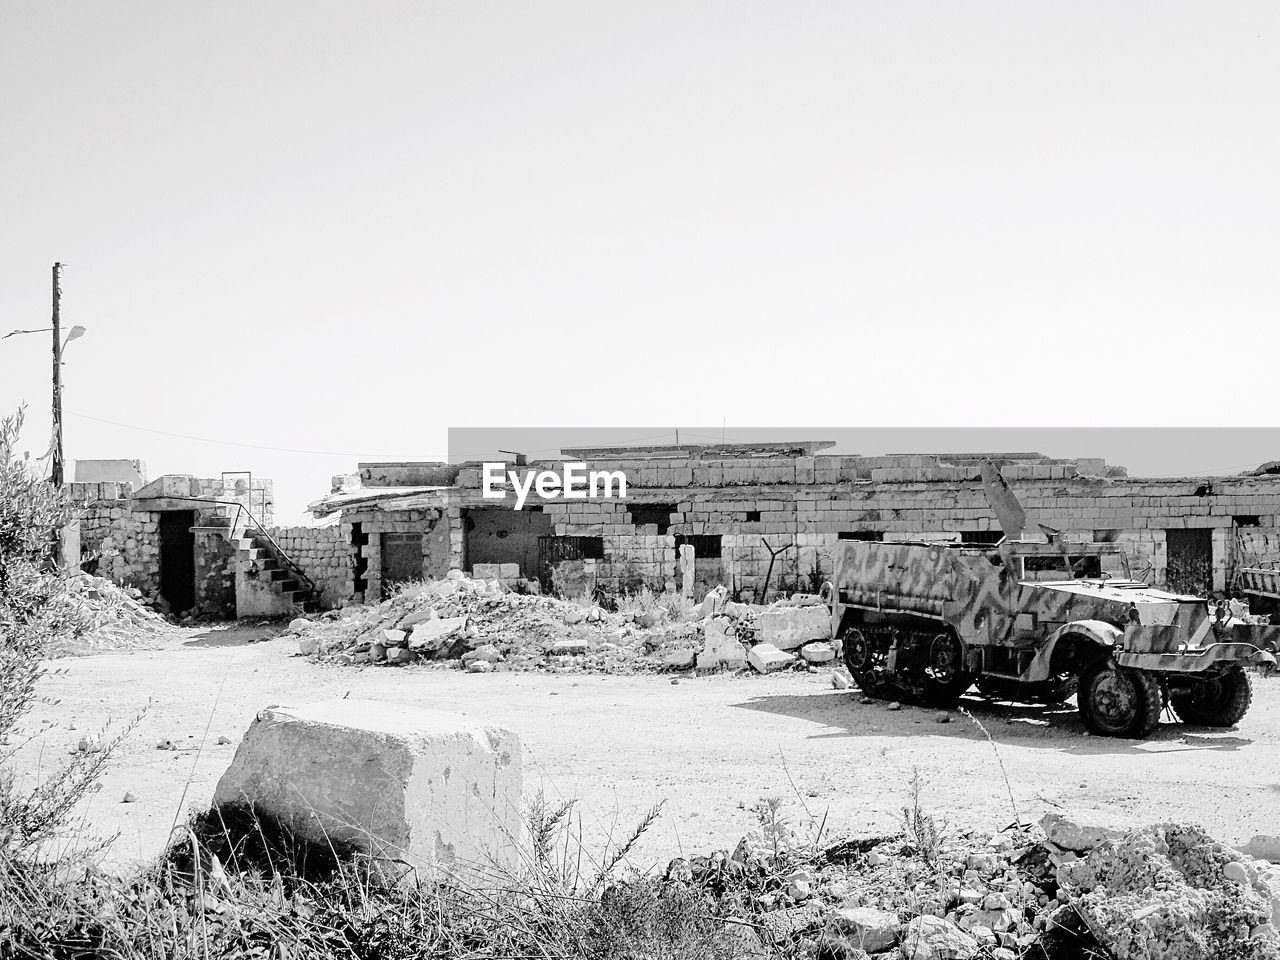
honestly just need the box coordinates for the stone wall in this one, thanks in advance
[265,524,352,608]
[438,456,1280,599]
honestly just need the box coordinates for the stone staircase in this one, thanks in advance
[204,512,321,614]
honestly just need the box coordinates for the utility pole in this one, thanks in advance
[51,262,64,488]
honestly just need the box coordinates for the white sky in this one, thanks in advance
[2,2,1278,521]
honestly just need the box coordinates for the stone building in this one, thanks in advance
[299,444,1280,606]
[68,444,1280,617]
[67,469,328,619]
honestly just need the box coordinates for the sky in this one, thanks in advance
[2,2,1278,521]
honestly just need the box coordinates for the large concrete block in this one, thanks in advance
[756,605,831,650]
[213,700,522,880]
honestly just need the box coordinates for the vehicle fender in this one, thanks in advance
[1021,620,1123,683]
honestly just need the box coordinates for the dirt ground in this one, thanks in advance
[13,622,1280,874]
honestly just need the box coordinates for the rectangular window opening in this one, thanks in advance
[674,534,722,558]
[627,503,675,534]
[960,530,1003,546]
[1234,515,1261,527]
[838,531,884,542]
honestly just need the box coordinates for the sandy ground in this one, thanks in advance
[12,622,1280,873]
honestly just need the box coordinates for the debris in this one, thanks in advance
[756,605,830,651]
[47,572,179,656]
[466,660,494,673]
[831,670,851,690]
[898,915,980,960]
[823,906,899,953]
[747,643,795,674]
[1057,822,1280,959]
[663,648,696,669]
[800,640,836,664]
[288,617,311,632]
[697,619,749,670]
[216,736,232,745]
[122,791,137,803]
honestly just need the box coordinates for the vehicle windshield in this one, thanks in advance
[1021,554,1103,581]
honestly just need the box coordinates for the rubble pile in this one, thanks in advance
[293,571,704,674]
[1047,815,1280,960]
[49,573,178,656]
[665,812,1280,959]
[666,812,1098,960]
[293,572,846,677]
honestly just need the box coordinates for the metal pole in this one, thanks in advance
[51,262,64,488]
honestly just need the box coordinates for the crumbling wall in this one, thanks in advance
[343,509,442,601]
[73,484,162,598]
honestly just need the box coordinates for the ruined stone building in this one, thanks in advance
[68,445,1280,617]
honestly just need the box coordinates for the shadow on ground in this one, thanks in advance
[730,689,1254,756]
[183,621,284,649]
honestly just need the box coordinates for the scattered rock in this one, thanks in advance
[831,670,852,690]
[466,660,494,673]
[748,643,795,674]
[935,712,950,724]
[288,617,311,632]
[385,646,412,665]
[887,702,902,711]
[898,915,979,960]
[1040,812,1126,853]
[298,638,318,656]
[216,736,232,745]
[824,906,899,953]
[757,605,830,651]
[663,648,696,669]
[122,791,137,803]
[801,640,837,664]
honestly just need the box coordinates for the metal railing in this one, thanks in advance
[180,497,318,601]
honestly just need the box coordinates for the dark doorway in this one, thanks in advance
[381,532,423,594]
[1166,528,1213,595]
[464,507,554,579]
[351,522,369,594]
[159,511,196,614]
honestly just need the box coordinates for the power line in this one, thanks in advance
[67,411,447,459]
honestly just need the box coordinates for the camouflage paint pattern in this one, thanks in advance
[831,539,1279,677]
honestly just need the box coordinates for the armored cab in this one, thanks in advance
[824,464,1278,738]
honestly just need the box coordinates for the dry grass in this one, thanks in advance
[613,588,696,623]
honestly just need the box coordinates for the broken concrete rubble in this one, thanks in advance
[212,700,522,882]
[756,604,830,651]
[800,640,836,664]
[696,618,749,670]
[1047,814,1280,960]
[747,643,794,674]
[898,915,979,960]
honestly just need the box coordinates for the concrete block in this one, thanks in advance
[748,643,794,674]
[213,700,522,880]
[697,619,748,670]
[756,605,831,650]
[800,640,836,664]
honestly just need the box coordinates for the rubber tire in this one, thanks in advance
[1077,660,1163,738]
[1170,665,1253,727]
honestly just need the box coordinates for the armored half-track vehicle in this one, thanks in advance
[823,462,1278,738]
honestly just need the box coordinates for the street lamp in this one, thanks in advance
[2,263,87,487]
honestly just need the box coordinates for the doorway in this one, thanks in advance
[158,511,196,614]
[1166,528,1213,595]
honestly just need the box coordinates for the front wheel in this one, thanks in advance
[1170,665,1252,727]
[1077,660,1162,738]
